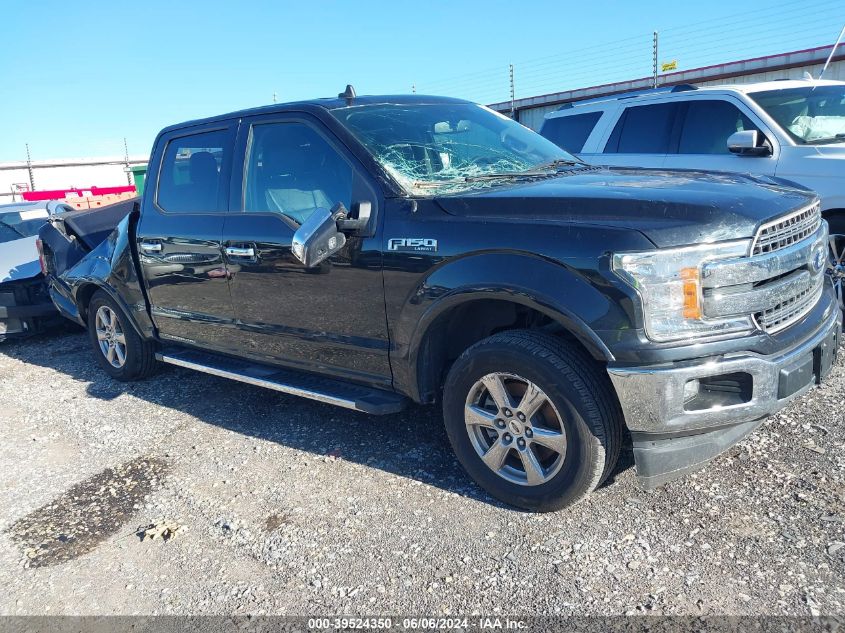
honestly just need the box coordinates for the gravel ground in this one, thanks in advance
[0,329,843,617]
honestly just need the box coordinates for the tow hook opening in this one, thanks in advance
[683,372,753,411]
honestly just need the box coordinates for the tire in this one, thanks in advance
[86,290,157,381]
[826,214,845,317]
[442,330,623,512]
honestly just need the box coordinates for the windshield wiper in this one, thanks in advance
[462,158,587,182]
[534,157,586,169]
[463,172,546,182]
[463,163,585,183]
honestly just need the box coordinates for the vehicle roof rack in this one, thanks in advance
[556,83,698,110]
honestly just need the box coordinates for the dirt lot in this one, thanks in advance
[0,329,843,616]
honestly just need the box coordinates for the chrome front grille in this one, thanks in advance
[754,275,825,333]
[751,202,821,256]
[702,201,826,335]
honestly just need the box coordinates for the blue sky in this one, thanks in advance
[0,0,841,161]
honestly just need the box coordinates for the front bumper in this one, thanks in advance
[607,294,841,488]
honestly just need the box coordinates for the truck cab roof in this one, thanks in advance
[159,94,474,135]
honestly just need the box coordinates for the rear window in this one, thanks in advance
[156,129,230,213]
[540,112,602,152]
[605,103,678,154]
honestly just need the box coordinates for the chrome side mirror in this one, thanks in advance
[291,206,347,268]
[727,130,772,157]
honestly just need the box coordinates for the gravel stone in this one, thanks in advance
[0,330,843,615]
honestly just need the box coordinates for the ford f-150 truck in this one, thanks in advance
[40,88,840,511]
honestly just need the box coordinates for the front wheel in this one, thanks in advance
[442,330,622,512]
[87,290,157,381]
[827,215,845,316]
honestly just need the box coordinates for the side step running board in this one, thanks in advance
[156,349,407,415]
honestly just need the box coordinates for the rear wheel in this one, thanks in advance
[87,290,157,381]
[442,330,622,512]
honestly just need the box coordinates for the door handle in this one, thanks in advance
[140,241,162,252]
[225,246,255,258]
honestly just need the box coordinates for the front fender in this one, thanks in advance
[391,251,635,400]
[59,214,156,339]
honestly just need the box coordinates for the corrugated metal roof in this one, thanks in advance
[489,44,845,116]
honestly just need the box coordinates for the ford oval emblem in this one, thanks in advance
[813,247,826,273]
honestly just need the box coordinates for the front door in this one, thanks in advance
[222,116,391,387]
[137,124,237,348]
[663,98,778,176]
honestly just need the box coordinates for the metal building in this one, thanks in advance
[489,44,845,130]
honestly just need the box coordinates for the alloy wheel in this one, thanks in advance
[464,372,567,486]
[95,306,127,369]
[828,234,845,311]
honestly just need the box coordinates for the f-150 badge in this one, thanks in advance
[388,238,438,253]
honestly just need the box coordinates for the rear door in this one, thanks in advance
[597,101,679,169]
[137,123,237,348]
[221,113,392,387]
[540,111,603,155]
[663,98,778,176]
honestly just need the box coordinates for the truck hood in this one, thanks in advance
[435,166,815,248]
[0,236,40,284]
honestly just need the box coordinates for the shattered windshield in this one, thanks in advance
[331,102,580,194]
[750,85,845,144]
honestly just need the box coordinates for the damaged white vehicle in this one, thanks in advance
[0,201,71,340]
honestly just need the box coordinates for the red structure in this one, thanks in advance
[22,185,136,202]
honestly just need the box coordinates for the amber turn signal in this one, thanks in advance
[680,267,702,319]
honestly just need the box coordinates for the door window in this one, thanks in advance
[605,103,678,154]
[157,129,230,213]
[540,111,602,152]
[678,100,761,154]
[244,122,353,225]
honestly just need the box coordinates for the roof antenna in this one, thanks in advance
[817,24,845,84]
[339,84,356,104]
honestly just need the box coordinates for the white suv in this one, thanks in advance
[540,79,845,307]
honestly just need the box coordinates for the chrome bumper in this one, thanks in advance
[608,298,841,436]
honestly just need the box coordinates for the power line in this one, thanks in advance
[414,0,837,99]
[667,22,836,62]
[661,10,840,49]
[659,0,837,38]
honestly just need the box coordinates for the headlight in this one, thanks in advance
[612,240,753,342]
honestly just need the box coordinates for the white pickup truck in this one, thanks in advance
[540,79,845,309]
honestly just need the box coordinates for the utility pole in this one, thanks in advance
[124,137,132,186]
[411,83,416,94]
[653,31,659,88]
[25,143,35,192]
[509,64,515,118]
[272,92,277,104]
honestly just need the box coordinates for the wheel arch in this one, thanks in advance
[75,281,149,340]
[410,291,613,404]
[823,208,845,225]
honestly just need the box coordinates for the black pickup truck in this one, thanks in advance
[40,88,840,511]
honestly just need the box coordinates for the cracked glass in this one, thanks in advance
[331,102,580,195]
